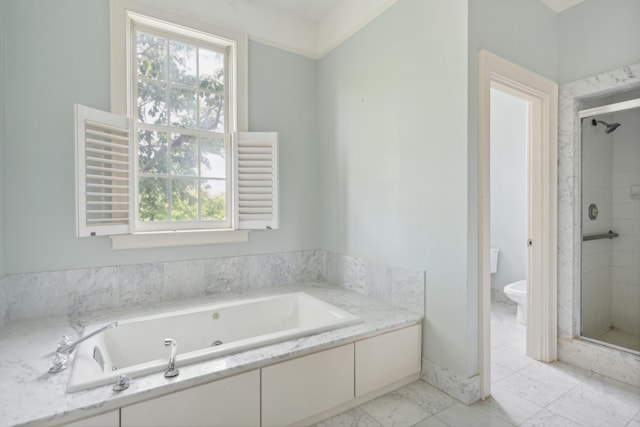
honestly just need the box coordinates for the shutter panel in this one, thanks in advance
[75,104,133,237]
[233,132,279,230]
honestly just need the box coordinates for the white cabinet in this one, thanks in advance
[58,410,119,427]
[121,370,259,427]
[355,324,422,396]
[261,344,354,427]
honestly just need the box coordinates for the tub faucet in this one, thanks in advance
[57,322,119,354]
[164,338,179,378]
[49,321,118,374]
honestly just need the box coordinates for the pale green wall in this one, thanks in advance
[0,0,5,278]
[558,0,640,84]
[2,0,319,274]
[318,0,471,376]
[466,0,558,375]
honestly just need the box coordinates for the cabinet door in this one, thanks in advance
[121,370,259,427]
[58,410,119,427]
[261,344,354,427]
[355,324,422,396]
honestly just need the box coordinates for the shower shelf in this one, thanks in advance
[582,230,619,241]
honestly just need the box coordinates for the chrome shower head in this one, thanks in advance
[591,119,621,134]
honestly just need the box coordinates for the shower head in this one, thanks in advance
[591,119,621,134]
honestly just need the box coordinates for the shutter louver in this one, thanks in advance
[75,104,132,237]
[234,132,279,230]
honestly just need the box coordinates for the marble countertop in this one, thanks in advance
[0,283,423,427]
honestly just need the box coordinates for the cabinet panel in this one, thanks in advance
[121,370,259,427]
[355,324,421,396]
[261,344,354,427]
[58,410,119,427]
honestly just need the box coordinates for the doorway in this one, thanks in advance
[478,50,558,399]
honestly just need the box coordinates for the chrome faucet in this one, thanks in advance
[164,338,179,378]
[49,321,118,374]
[57,322,119,354]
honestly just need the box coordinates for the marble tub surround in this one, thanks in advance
[323,252,426,315]
[557,63,640,387]
[0,250,425,327]
[0,284,423,427]
[0,250,326,325]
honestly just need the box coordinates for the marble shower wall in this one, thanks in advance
[0,250,425,327]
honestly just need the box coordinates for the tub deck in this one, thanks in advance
[0,284,423,427]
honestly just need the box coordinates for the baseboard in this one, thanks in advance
[421,358,480,405]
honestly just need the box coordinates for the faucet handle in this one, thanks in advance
[113,374,130,391]
[48,352,69,373]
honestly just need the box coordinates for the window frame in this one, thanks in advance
[110,0,249,240]
[131,23,233,231]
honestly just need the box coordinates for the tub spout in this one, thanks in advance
[164,338,179,378]
[57,322,118,355]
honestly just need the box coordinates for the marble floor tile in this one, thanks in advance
[313,407,383,427]
[491,362,514,384]
[395,380,456,415]
[546,373,640,427]
[491,343,535,372]
[519,408,587,427]
[411,415,449,427]
[494,367,577,407]
[477,384,544,425]
[360,392,431,427]
[433,402,515,427]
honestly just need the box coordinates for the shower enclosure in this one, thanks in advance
[580,93,640,354]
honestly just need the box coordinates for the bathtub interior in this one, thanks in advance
[67,292,360,392]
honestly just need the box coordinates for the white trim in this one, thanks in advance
[578,98,640,118]
[111,229,249,250]
[478,50,558,399]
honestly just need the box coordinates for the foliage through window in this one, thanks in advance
[134,26,231,229]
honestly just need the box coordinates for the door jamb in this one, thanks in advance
[478,50,558,399]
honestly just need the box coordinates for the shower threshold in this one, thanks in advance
[581,329,640,355]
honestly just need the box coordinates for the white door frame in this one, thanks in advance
[478,50,558,399]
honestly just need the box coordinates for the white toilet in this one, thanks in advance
[504,280,527,324]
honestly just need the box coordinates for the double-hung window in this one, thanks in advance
[75,4,278,246]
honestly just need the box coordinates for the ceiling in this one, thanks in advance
[260,0,584,22]
[258,0,343,22]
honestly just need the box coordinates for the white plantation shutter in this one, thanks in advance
[233,132,279,230]
[75,104,133,237]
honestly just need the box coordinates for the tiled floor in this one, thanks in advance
[314,302,640,427]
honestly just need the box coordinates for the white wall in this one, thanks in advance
[557,0,640,84]
[0,0,5,279]
[1,0,320,274]
[490,89,527,291]
[318,0,471,376]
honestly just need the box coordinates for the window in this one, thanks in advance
[75,4,278,246]
[133,23,232,231]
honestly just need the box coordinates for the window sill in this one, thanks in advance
[110,229,249,250]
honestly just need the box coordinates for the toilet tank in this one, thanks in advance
[490,248,500,274]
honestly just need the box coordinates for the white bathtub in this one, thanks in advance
[67,292,360,392]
